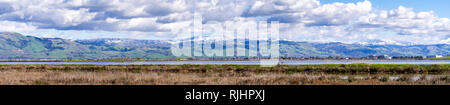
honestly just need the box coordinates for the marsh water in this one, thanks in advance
[0,60,448,65]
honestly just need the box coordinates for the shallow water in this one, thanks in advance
[0,60,448,65]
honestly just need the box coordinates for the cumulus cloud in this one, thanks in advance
[305,0,372,26]
[357,6,450,36]
[243,0,320,17]
[0,0,97,28]
[0,20,36,32]
[247,0,371,26]
[0,0,448,44]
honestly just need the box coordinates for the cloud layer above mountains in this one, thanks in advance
[0,0,448,44]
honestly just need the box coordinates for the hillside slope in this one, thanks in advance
[0,32,448,59]
[0,32,172,59]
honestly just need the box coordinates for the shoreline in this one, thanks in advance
[0,60,448,65]
[0,59,448,62]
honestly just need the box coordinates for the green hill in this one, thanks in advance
[0,32,172,59]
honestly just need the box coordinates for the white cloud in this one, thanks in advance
[0,0,97,28]
[306,0,372,26]
[0,0,448,44]
[244,0,320,17]
[248,0,371,26]
[0,20,36,32]
[357,6,450,36]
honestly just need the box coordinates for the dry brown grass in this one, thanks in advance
[0,64,448,85]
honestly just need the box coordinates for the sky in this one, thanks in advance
[0,0,449,45]
[322,0,450,18]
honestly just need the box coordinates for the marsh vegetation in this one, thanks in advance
[0,64,448,85]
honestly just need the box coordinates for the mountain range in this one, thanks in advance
[0,32,448,59]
